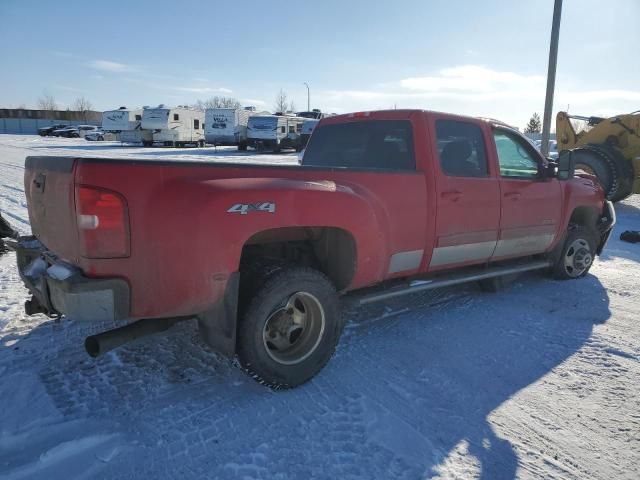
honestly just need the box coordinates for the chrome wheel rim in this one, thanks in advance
[262,292,326,365]
[564,238,592,277]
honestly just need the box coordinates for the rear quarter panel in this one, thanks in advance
[74,159,428,319]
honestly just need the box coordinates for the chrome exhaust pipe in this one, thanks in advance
[85,317,188,358]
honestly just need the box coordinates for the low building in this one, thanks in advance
[0,108,102,134]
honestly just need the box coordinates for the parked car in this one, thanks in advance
[38,124,69,136]
[53,125,99,138]
[533,139,559,159]
[85,130,115,141]
[51,126,79,137]
[15,109,615,389]
[76,125,100,138]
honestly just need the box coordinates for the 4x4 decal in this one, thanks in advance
[227,202,276,215]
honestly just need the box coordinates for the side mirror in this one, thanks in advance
[557,151,575,180]
[538,159,558,179]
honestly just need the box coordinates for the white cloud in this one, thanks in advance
[241,98,267,107]
[399,65,544,96]
[559,89,640,103]
[313,65,640,129]
[88,60,131,72]
[174,86,233,94]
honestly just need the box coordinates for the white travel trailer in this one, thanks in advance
[205,107,267,150]
[300,118,320,149]
[141,105,205,147]
[102,107,153,146]
[247,114,306,152]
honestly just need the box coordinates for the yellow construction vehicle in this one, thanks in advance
[556,111,640,201]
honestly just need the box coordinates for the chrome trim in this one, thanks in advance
[493,233,554,258]
[388,249,424,274]
[429,241,496,267]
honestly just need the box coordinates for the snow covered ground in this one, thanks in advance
[0,134,639,479]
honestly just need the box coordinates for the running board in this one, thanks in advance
[358,260,552,305]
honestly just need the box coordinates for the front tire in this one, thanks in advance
[237,266,342,389]
[552,225,597,280]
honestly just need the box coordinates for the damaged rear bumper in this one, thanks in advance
[15,237,130,321]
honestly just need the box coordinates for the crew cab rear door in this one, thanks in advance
[491,128,562,259]
[428,117,501,269]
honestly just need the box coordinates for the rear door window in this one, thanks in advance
[303,120,415,170]
[435,120,488,177]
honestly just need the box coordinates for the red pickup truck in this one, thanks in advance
[15,110,615,388]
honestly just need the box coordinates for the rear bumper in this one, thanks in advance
[16,237,130,321]
[596,201,616,255]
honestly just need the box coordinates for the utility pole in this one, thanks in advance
[541,0,563,157]
[303,82,310,112]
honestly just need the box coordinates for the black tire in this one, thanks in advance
[572,145,633,202]
[273,144,281,153]
[552,225,598,280]
[588,144,634,202]
[237,266,342,389]
[98,136,104,141]
[238,142,248,151]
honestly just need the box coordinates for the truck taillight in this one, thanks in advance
[75,186,130,258]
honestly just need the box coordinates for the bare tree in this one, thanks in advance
[72,96,92,112]
[274,89,289,114]
[194,96,241,110]
[71,96,92,121]
[289,100,296,113]
[37,91,58,111]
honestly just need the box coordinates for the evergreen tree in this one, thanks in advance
[525,113,542,133]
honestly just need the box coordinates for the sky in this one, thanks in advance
[1,0,639,130]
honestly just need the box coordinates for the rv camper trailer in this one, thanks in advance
[102,107,153,146]
[141,105,205,147]
[300,118,319,149]
[204,107,266,150]
[247,114,306,152]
